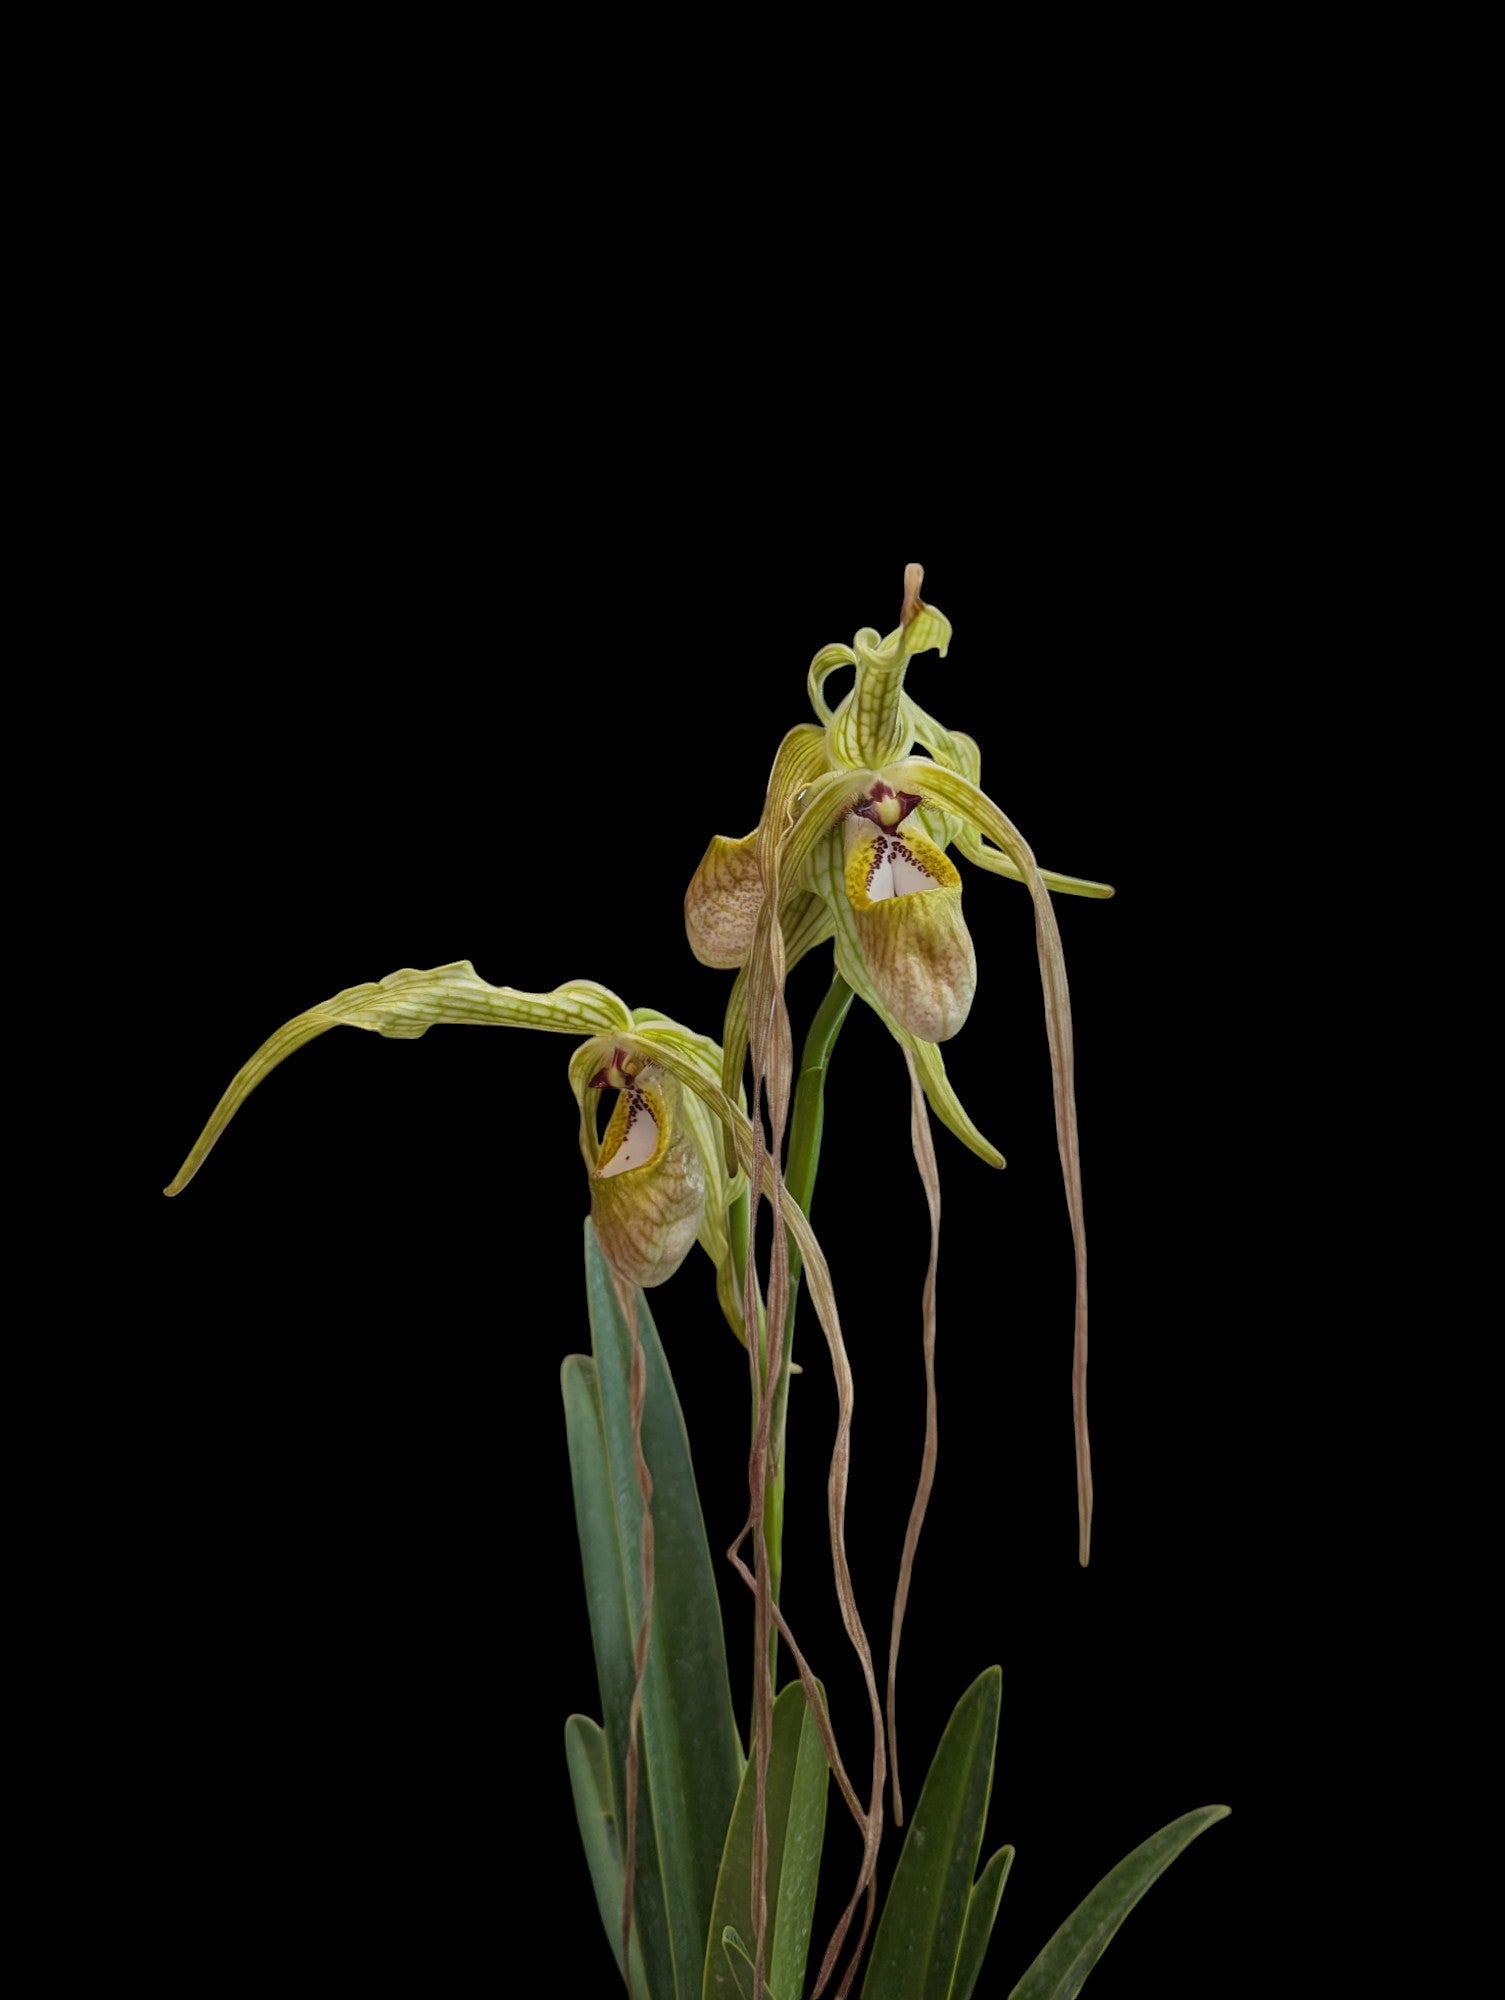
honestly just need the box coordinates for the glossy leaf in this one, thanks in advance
[703,1682,830,2000]
[951,1845,1013,2000]
[1007,1805,1231,2000]
[862,1667,1002,2000]
[563,1222,745,1998]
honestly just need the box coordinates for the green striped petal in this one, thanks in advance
[888,758,1095,1565]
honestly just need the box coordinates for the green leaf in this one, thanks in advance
[1007,1805,1231,2000]
[950,1846,1013,2000]
[563,1222,746,1999]
[862,1667,1002,2000]
[564,1714,651,1999]
[703,1682,830,2000]
[562,1355,677,2000]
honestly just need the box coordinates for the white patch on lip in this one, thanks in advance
[598,1088,659,1176]
[866,836,936,902]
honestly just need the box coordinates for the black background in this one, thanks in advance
[99,196,1289,1989]
[130,516,1259,1996]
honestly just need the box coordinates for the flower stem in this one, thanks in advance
[764,973,854,1670]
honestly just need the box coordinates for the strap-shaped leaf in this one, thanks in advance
[562,1355,678,2000]
[862,1667,1002,2000]
[950,1846,1013,2000]
[567,1222,746,1997]
[703,1682,830,2000]
[1007,1805,1230,2000]
[564,1713,651,1999]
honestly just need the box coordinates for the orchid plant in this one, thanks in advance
[165,566,1226,1999]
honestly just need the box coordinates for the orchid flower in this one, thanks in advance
[685,564,1115,1568]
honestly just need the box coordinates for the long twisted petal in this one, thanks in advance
[891,760,1095,1566]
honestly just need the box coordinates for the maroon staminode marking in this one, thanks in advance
[588,1046,638,1090]
[853,779,922,830]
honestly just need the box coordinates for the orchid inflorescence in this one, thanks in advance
[166,566,1137,2000]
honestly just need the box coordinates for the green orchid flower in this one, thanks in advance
[684,565,1114,1564]
[163,961,752,1338]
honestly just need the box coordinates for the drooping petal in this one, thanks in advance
[739,765,867,1147]
[716,891,835,1159]
[643,1035,889,1996]
[890,756,1096,1567]
[164,963,633,1194]
[843,821,977,1044]
[631,1010,748,1341]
